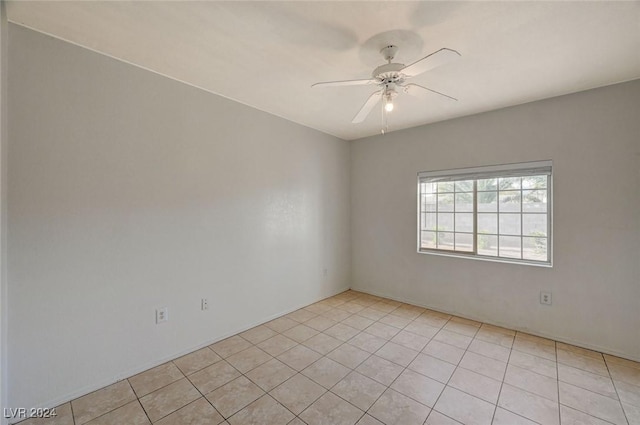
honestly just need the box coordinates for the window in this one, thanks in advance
[418,161,552,266]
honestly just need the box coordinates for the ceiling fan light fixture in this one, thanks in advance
[384,97,394,112]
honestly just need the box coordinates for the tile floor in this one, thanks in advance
[19,290,640,425]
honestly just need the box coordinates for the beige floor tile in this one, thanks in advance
[357,308,387,321]
[615,380,640,407]
[408,353,456,384]
[608,362,640,387]
[225,346,272,373]
[364,322,400,340]
[154,398,224,425]
[512,338,556,362]
[324,323,360,342]
[348,332,387,353]
[188,360,241,395]
[390,330,431,352]
[448,367,502,404]
[450,316,482,327]
[479,323,515,336]
[390,369,444,407]
[84,401,149,425]
[404,322,440,339]
[276,344,322,371]
[264,316,298,333]
[244,358,296,391]
[368,389,431,425]
[379,314,412,329]
[434,387,495,425]
[302,333,342,355]
[240,325,278,344]
[376,341,419,367]
[389,308,422,321]
[504,364,559,402]
[492,407,537,425]
[515,332,555,347]
[433,329,472,350]
[139,378,201,422]
[227,395,294,425]
[304,315,338,332]
[475,328,515,349]
[327,343,371,369]
[302,357,350,389]
[558,349,609,376]
[370,301,398,313]
[128,362,184,398]
[498,383,559,425]
[331,371,386,410]
[206,376,265,419]
[18,403,74,425]
[173,348,222,376]
[623,402,640,425]
[422,340,465,365]
[256,334,298,357]
[413,315,448,329]
[356,414,384,425]
[283,324,319,343]
[286,308,318,323]
[560,405,613,425]
[442,320,479,337]
[558,381,627,425]
[209,336,252,359]
[355,355,404,386]
[605,354,640,371]
[269,373,326,415]
[304,302,333,314]
[72,380,137,425]
[459,351,507,381]
[558,363,618,399]
[508,349,557,379]
[337,301,366,314]
[299,391,364,425]
[341,314,374,330]
[321,308,353,322]
[425,410,463,424]
[468,339,510,363]
[557,342,603,360]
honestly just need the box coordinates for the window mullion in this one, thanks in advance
[473,180,478,254]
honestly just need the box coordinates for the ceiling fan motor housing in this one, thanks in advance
[372,63,405,85]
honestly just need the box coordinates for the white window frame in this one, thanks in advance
[417,160,553,267]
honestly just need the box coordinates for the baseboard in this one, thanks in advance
[17,285,350,421]
[351,286,640,363]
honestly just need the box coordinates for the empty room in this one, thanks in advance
[1,1,639,425]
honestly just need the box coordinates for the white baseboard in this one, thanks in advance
[351,286,640,363]
[15,285,350,422]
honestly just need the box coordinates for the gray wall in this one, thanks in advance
[351,80,640,361]
[7,24,351,409]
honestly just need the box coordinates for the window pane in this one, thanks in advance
[438,213,454,231]
[455,213,474,233]
[478,178,497,191]
[455,192,473,212]
[437,231,454,250]
[437,182,454,193]
[478,191,497,212]
[499,236,522,258]
[522,214,547,237]
[478,213,497,234]
[523,190,547,213]
[455,233,473,252]
[499,191,521,212]
[522,175,547,189]
[438,193,454,212]
[421,213,437,231]
[455,180,473,192]
[478,234,497,257]
[421,231,436,249]
[499,177,521,190]
[499,213,521,236]
[422,193,437,212]
[421,182,436,194]
[523,236,548,261]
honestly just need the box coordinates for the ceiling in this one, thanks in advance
[7,1,640,141]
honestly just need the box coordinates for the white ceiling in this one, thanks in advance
[7,1,640,140]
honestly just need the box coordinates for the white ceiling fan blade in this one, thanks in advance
[404,83,458,101]
[312,78,377,88]
[352,91,382,123]
[401,48,461,78]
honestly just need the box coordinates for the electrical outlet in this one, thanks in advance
[540,291,552,305]
[156,307,168,323]
[201,298,208,310]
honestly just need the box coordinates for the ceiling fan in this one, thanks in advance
[312,45,461,128]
